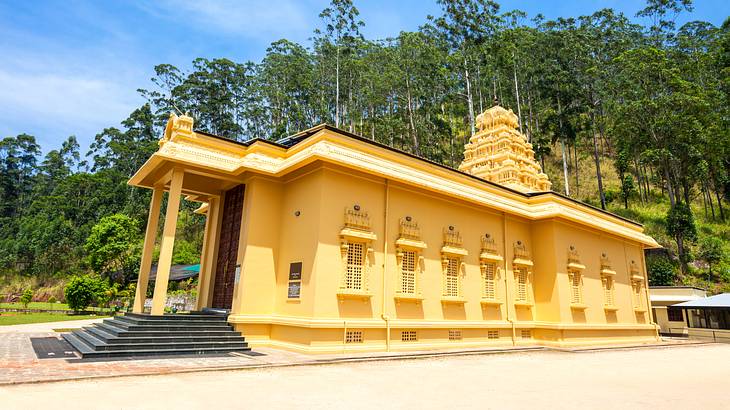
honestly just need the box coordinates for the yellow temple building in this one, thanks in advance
[129,104,661,353]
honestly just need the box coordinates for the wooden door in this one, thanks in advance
[211,185,244,309]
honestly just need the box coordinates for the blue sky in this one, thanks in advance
[1,0,728,153]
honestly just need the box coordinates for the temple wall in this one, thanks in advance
[228,163,657,352]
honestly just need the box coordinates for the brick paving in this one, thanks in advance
[0,318,708,385]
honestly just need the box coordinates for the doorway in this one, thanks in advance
[211,184,244,310]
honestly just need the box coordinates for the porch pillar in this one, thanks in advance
[150,169,184,315]
[195,196,221,310]
[132,186,164,313]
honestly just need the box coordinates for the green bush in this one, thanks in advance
[20,288,33,309]
[647,254,677,286]
[64,275,109,312]
[84,214,141,283]
[698,236,725,280]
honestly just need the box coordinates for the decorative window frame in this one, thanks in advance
[600,253,618,311]
[566,246,587,310]
[479,234,503,306]
[629,260,646,312]
[512,241,534,307]
[338,206,376,301]
[441,227,468,304]
[394,217,427,304]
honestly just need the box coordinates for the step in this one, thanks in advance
[84,326,246,344]
[62,338,250,359]
[102,320,233,332]
[125,312,228,321]
[115,315,230,326]
[62,332,95,355]
[72,330,248,351]
[94,323,240,338]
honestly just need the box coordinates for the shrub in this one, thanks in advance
[647,254,677,286]
[64,275,109,312]
[84,214,141,283]
[20,288,33,309]
[698,236,724,280]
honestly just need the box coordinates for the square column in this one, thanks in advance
[132,186,164,313]
[195,197,221,310]
[150,169,184,315]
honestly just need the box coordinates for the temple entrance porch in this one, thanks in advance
[130,167,246,316]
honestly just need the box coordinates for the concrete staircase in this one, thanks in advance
[62,312,250,359]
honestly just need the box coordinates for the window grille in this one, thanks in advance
[632,281,643,308]
[345,330,363,344]
[401,250,417,294]
[515,268,528,302]
[487,330,499,340]
[445,257,460,297]
[602,276,615,306]
[482,262,496,299]
[570,273,582,304]
[401,331,417,342]
[521,330,531,339]
[448,330,462,340]
[345,242,365,290]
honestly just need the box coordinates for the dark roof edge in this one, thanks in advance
[649,286,707,291]
[194,124,644,228]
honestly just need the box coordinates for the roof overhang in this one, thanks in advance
[129,124,659,247]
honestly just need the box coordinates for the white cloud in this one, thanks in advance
[141,0,317,42]
[0,69,142,150]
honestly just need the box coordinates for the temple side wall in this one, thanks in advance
[228,164,657,353]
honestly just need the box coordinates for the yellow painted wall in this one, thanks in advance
[224,163,657,353]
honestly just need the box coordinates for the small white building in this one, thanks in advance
[649,286,706,336]
[674,293,730,342]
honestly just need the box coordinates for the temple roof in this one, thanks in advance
[129,114,661,244]
[459,104,551,194]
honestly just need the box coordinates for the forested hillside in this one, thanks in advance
[1,0,729,301]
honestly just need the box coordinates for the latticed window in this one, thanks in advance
[632,281,643,308]
[602,276,615,306]
[515,268,528,302]
[401,250,417,294]
[482,262,497,299]
[345,242,365,290]
[401,331,417,342]
[445,256,460,297]
[345,330,363,343]
[487,330,499,340]
[448,330,462,340]
[569,273,582,304]
[521,330,531,339]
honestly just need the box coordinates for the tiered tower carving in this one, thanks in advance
[458,104,551,193]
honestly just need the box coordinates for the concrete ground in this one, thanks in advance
[2,343,729,410]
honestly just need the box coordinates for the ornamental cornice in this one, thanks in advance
[143,128,657,247]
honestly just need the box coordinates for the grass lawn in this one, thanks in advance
[0,301,109,312]
[0,312,110,326]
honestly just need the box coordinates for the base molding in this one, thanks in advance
[230,317,660,354]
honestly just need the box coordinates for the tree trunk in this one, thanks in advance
[476,64,484,114]
[513,53,523,135]
[715,187,726,221]
[664,165,676,207]
[557,97,570,196]
[590,111,606,209]
[335,45,340,128]
[464,57,476,137]
[573,142,579,197]
[405,76,420,156]
[710,168,726,221]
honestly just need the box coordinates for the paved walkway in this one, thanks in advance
[0,318,710,385]
[3,343,729,409]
